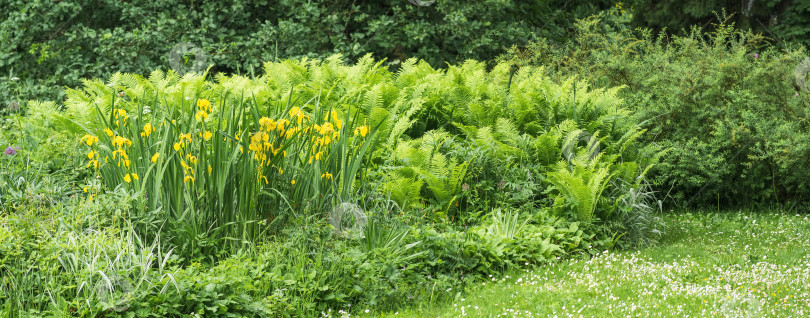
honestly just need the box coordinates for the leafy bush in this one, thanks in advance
[505,13,810,207]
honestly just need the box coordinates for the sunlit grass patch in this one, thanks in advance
[383,210,810,317]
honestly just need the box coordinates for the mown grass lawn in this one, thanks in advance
[382,210,810,317]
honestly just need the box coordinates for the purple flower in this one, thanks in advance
[4,147,18,156]
[754,53,759,58]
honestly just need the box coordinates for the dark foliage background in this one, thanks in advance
[0,0,617,105]
[631,0,810,47]
[2,0,807,107]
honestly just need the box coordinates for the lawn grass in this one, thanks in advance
[381,210,810,317]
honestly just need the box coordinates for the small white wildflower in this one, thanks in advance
[10,77,19,81]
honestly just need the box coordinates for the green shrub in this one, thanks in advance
[505,14,810,207]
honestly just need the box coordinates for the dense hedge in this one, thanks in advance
[0,0,618,107]
[4,0,808,110]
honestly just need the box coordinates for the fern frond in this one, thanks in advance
[494,118,521,147]
[547,164,615,222]
[386,101,422,147]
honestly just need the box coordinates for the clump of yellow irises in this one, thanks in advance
[82,100,371,196]
[81,108,138,186]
